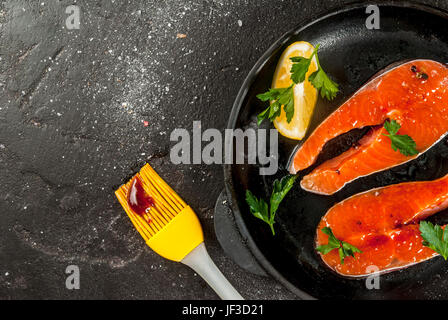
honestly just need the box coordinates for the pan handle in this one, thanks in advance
[214,189,267,277]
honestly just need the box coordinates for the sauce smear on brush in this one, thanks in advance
[127,176,154,222]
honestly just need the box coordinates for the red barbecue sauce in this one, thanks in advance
[127,176,154,223]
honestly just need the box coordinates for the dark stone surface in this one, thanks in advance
[0,0,447,300]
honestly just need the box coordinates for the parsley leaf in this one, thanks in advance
[290,56,312,84]
[256,85,294,125]
[307,45,339,101]
[245,190,269,223]
[245,175,297,235]
[419,221,448,260]
[316,227,362,264]
[270,175,297,216]
[383,120,418,156]
[384,119,400,135]
[308,68,339,101]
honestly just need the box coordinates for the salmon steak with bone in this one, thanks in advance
[316,174,448,277]
[288,59,448,195]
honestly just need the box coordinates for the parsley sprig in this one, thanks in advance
[245,175,297,235]
[307,44,339,100]
[316,227,362,264]
[383,120,418,156]
[256,44,339,125]
[420,221,448,260]
[256,85,294,125]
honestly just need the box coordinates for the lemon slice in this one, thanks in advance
[272,41,318,140]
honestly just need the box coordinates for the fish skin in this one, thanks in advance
[289,59,448,195]
[316,175,448,277]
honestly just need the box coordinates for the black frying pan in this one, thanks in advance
[224,2,448,299]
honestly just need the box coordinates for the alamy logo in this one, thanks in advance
[65,265,80,290]
[170,121,279,175]
[365,5,380,30]
[365,265,380,289]
[65,5,80,30]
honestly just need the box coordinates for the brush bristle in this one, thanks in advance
[115,164,188,241]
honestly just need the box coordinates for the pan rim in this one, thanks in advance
[223,1,448,299]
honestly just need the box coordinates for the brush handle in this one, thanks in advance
[182,242,244,300]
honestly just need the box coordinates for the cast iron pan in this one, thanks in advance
[223,2,448,299]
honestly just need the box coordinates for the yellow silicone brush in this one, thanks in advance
[115,163,243,300]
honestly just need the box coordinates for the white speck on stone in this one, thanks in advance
[237,20,243,27]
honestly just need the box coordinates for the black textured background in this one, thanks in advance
[1,0,447,300]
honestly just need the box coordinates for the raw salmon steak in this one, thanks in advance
[289,60,448,195]
[316,174,448,277]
